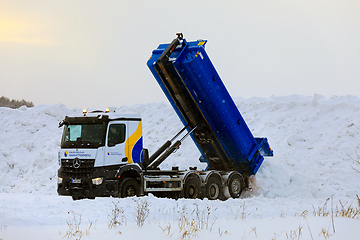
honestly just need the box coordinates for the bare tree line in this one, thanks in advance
[0,96,34,109]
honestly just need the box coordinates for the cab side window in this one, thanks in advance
[108,124,126,147]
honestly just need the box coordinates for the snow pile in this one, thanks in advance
[0,95,360,239]
[0,104,78,193]
[1,95,360,199]
[242,94,360,199]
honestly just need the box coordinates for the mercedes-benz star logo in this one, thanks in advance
[73,158,81,169]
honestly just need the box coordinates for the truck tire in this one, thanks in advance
[183,177,201,199]
[119,178,140,198]
[205,176,223,200]
[227,173,244,198]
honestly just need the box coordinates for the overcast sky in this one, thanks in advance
[1,0,359,109]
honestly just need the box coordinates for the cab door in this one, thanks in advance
[104,122,127,166]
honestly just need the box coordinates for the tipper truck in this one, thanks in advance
[57,33,273,200]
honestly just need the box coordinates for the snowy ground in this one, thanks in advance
[1,95,360,239]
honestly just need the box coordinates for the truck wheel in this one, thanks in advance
[184,177,201,199]
[119,178,140,198]
[205,177,223,200]
[228,173,244,198]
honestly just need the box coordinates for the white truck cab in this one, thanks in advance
[57,110,144,199]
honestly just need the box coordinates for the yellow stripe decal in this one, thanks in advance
[125,121,142,163]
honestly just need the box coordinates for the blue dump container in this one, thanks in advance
[147,34,273,175]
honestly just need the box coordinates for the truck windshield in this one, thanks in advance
[61,124,107,148]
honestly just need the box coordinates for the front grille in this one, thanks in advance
[61,158,95,178]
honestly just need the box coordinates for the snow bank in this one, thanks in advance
[0,104,79,193]
[1,95,360,239]
[1,95,360,200]
[241,94,360,199]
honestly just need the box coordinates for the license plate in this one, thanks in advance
[71,178,81,184]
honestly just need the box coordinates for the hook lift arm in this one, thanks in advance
[146,124,198,170]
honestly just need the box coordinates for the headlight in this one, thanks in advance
[92,177,103,185]
[58,177,63,184]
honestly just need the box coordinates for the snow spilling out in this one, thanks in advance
[0,95,360,239]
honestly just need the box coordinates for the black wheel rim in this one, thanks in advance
[126,186,135,197]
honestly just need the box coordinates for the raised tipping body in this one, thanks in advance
[147,34,273,175]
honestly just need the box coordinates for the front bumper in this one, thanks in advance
[57,168,118,199]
